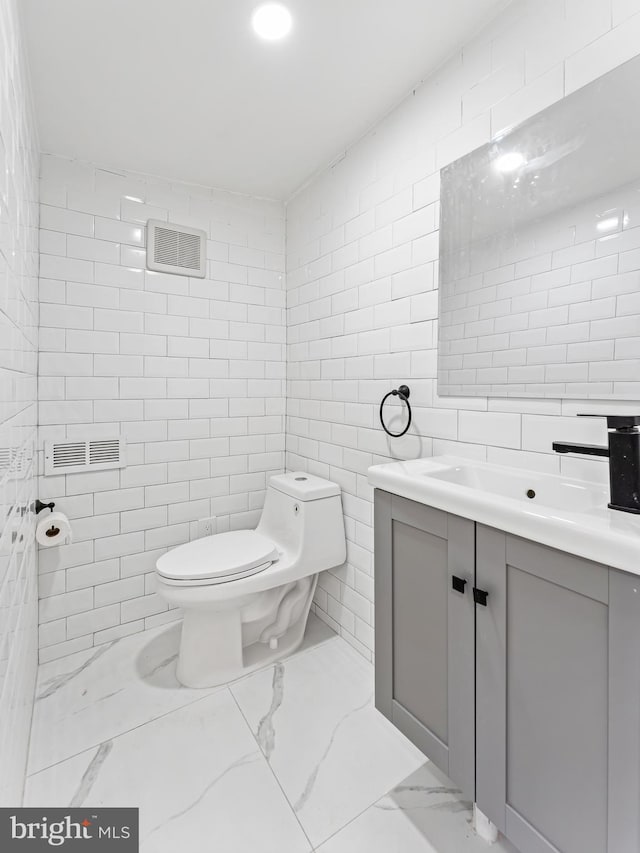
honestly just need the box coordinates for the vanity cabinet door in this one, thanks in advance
[475,527,640,853]
[374,490,475,801]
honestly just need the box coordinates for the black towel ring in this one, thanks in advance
[379,385,412,438]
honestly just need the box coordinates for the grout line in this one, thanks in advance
[284,199,290,474]
[27,683,231,779]
[227,640,387,852]
[309,798,375,851]
[227,685,316,851]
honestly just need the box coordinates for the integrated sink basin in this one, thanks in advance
[368,456,640,574]
[426,463,607,513]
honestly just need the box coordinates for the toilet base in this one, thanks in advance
[175,576,318,688]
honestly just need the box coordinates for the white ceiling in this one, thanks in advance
[22,0,508,200]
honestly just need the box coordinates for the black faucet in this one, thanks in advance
[552,414,640,514]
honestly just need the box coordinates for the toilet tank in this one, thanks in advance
[257,472,346,571]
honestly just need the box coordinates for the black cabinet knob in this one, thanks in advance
[452,576,467,594]
[473,587,489,606]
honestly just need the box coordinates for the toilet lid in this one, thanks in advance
[156,530,279,583]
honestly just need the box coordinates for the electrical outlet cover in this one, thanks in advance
[198,516,217,538]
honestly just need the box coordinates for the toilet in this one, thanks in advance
[156,471,346,687]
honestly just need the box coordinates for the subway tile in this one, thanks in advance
[40,254,94,283]
[492,64,564,137]
[120,289,167,314]
[66,604,121,639]
[68,188,121,219]
[121,593,168,623]
[40,277,66,304]
[94,217,144,245]
[94,354,143,376]
[67,235,121,264]
[67,282,119,309]
[94,399,145,422]
[94,576,145,608]
[39,589,94,623]
[41,205,94,237]
[94,307,144,333]
[458,410,521,448]
[95,532,145,561]
[39,351,94,375]
[66,329,119,354]
[566,12,640,93]
[120,333,167,356]
[40,303,93,330]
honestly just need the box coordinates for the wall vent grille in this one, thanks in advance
[44,438,126,476]
[147,219,206,278]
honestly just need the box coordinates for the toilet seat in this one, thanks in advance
[156,530,279,586]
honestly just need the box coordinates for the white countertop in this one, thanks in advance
[368,455,640,576]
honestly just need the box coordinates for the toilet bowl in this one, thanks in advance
[156,471,346,687]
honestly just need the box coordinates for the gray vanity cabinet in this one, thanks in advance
[374,490,475,801]
[374,488,640,853]
[475,526,640,853]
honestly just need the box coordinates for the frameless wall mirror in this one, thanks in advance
[438,55,640,399]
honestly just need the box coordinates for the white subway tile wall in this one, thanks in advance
[286,0,640,659]
[38,156,285,662]
[0,0,40,804]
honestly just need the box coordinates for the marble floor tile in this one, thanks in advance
[29,613,336,775]
[29,622,216,774]
[27,618,508,853]
[230,636,425,848]
[25,689,312,853]
[315,763,519,853]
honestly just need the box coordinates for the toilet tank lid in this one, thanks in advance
[269,471,340,501]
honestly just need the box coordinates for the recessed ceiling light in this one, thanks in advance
[252,3,292,41]
[494,152,526,174]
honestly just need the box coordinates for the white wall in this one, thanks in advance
[37,157,285,662]
[286,0,640,659]
[0,0,40,805]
